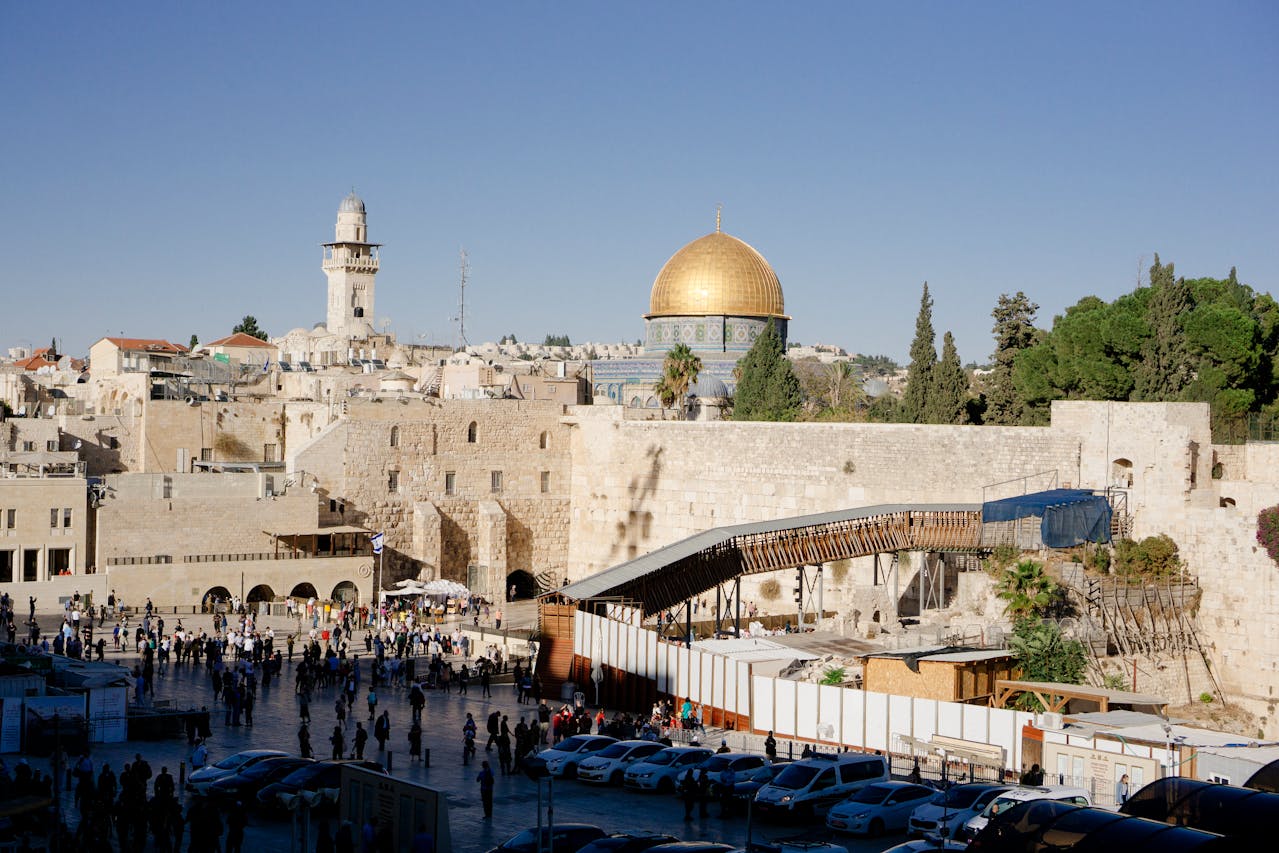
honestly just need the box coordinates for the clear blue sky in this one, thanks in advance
[3,1,1275,364]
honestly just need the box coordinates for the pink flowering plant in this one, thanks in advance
[1259,505,1279,564]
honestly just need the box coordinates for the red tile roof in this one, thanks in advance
[14,354,59,370]
[205,332,276,348]
[100,337,187,353]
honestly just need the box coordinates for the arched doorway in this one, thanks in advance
[202,586,232,613]
[246,584,275,614]
[506,569,538,601]
[290,582,318,600]
[1111,458,1134,488]
[332,581,359,604]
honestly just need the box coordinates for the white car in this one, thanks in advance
[698,753,772,788]
[826,781,937,836]
[536,734,618,779]
[576,740,667,785]
[907,783,1010,840]
[623,746,714,793]
[881,841,968,852]
[185,749,288,794]
[960,785,1090,841]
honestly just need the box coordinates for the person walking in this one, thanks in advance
[298,723,313,758]
[330,725,346,760]
[764,731,777,761]
[375,711,390,752]
[335,697,347,727]
[367,688,378,721]
[354,723,368,759]
[476,761,495,818]
[680,768,698,820]
[696,768,711,818]
[408,721,423,763]
[486,711,501,751]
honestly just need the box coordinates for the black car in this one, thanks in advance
[206,757,314,804]
[577,833,680,853]
[644,844,734,853]
[487,824,607,853]
[256,760,385,811]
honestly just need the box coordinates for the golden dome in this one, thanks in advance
[647,230,787,319]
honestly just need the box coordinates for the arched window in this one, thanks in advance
[539,431,549,450]
[1220,497,1236,508]
[390,425,399,447]
[1111,458,1134,489]
[354,307,365,318]
[467,421,477,443]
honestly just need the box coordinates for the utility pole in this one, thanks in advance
[456,247,470,351]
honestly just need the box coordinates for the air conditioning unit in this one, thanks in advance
[1038,712,1065,730]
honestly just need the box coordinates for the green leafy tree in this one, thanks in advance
[189,334,199,350]
[986,292,1040,424]
[928,331,970,424]
[543,334,571,347]
[901,283,937,423]
[1134,255,1193,400]
[233,315,268,341]
[1010,619,1088,704]
[653,343,702,411]
[996,559,1060,620]
[733,319,802,421]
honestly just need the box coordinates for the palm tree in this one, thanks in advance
[654,344,702,412]
[995,559,1058,620]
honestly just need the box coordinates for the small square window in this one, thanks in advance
[50,508,58,528]
[388,471,399,493]
[47,440,59,452]
[4,509,14,529]
[63,508,72,528]
[540,471,550,493]
[445,472,456,496]
[490,471,503,493]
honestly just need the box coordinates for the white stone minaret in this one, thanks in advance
[323,191,381,339]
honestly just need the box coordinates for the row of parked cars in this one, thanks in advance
[184,749,387,812]
[529,734,1095,844]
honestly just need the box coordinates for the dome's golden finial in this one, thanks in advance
[716,204,722,233]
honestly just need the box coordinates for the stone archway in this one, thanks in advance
[290,582,318,599]
[1111,458,1134,488]
[202,586,232,613]
[506,569,538,601]
[332,581,359,604]
[246,584,275,614]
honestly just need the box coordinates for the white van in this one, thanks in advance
[960,785,1091,839]
[753,753,888,819]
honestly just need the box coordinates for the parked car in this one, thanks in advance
[959,785,1091,841]
[486,824,607,853]
[720,762,790,801]
[826,781,938,836]
[577,741,668,785]
[205,757,314,804]
[623,746,715,793]
[754,753,888,819]
[575,832,679,853]
[529,735,618,779]
[729,839,850,853]
[644,844,734,853]
[907,783,1010,841]
[699,753,772,788]
[880,841,968,852]
[186,749,288,795]
[256,760,386,811]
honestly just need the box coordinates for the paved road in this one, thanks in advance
[21,616,912,853]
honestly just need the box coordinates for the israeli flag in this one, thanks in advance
[370,532,384,554]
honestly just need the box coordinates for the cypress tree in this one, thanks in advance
[929,331,970,424]
[733,319,802,421]
[901,283,937,423]
[986,292,1040,424]
[1134,254,1194,400]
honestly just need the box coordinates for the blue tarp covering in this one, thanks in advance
[982,488,1112,547]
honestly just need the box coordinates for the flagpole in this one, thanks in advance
[378,547,384,629]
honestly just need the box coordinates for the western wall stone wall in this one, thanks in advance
[564,406,1083,577]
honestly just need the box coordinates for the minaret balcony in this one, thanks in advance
[323,255,380,272]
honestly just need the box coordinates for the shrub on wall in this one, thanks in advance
[759,579,781,600]
[1113,535,1184,578]
[1259,505,1279,564]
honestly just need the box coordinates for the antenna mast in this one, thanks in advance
[456,247,470,350]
